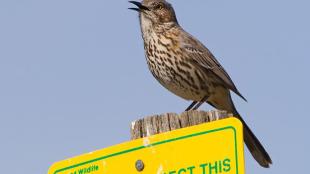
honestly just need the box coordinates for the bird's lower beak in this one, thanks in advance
[128,1,150,12]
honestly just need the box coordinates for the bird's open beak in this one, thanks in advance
[128,1,150,12]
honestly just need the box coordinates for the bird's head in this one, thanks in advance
[129,0,178,26]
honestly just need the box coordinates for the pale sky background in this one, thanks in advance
[0,0,309,173]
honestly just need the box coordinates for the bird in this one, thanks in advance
[129,0,272,168]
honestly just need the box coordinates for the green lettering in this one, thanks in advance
[169,171,176,174]
[209,161,218,174]
[223,158,231,172]
[200,163,208,174]
[78,169,84,174]
[219,160,222,173]
[187,166,195,174]
[178,168,187,174]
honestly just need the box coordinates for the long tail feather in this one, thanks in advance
[233,110,272,168]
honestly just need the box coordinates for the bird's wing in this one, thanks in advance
[180,32,247,101]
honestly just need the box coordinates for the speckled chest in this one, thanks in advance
[144,32,175,81]
[139,16,211,100]
[143,33,211,101]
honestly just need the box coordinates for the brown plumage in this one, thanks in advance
[129,0,272,167]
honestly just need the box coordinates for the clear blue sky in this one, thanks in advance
[0,0,309,173]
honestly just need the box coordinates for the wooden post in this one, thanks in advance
[130,110,232,140]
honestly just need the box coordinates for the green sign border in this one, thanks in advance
[53,126,239,174]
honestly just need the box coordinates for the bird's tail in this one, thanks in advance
[235,112,272,167]
[230,99,272,167]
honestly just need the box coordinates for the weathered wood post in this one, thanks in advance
[130,110,232,140]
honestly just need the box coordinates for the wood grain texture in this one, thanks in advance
[130,110,232,140]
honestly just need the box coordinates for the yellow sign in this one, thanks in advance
[49,118,244,174]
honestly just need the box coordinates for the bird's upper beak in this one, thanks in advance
[128,1,150,12]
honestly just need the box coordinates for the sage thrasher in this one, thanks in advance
[129,0,272,167]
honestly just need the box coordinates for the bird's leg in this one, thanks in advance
[185,101,198,111]
[192,96,209,110]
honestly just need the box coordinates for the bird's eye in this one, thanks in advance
[154,3,164,10]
